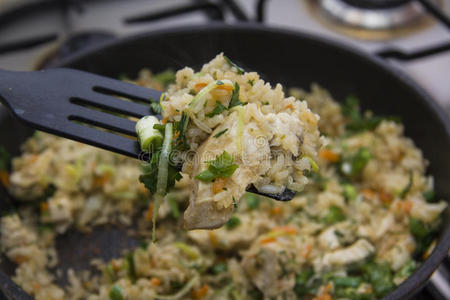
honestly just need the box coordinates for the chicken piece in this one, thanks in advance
[184,107,271,230]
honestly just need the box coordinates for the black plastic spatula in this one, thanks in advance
[0,68,296,201]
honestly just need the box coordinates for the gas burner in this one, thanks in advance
[318,0,438,29]
[306,0,441,40]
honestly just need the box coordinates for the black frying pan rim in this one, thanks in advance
[2,23,449,300]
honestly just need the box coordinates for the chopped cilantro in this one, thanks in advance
[212,263,228,274]
[213,129,228,138]
[228,83,243,109]
[322,206,346,225]
[423,190,435,203]
[244,193,260,210]
[109,285,123,300]
[339,147,371,179]
[225,216,241,230]
[194,151,238,182]
[206,101,227,118]
[173,112,190,150]
[263,101,269,105]
[248,79,255,86]
[150,101,162,114]
[399,170,413,199]
[409,217,439,258]
[224,56,245,75]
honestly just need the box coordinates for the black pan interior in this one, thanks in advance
[1,24,449,300]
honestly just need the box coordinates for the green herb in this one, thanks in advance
[167,195,180,218]
[206,101,227,118]
[322,206,346,225]
[212,263,228,274]
[154,69,176,88]
[362,261,395,297]
[244,193,260,210]
[334,288,372,300]
[399,170,413,199]
[125,252,136,282]
[225,216,241,230]
[263,101,269,105]
[342,96,399,134]
[394,260,417,281]
[0,146,11,171]
[174,112,190,150]
[293,268,314,297]
[150,101,162,114]
[228,83,243,109]
[423,190,435,203]
[333,276,363,288]
[195,151,238,182]
[213,128,228,138]
[109,285,123,300]
[343,184,357,201]
[409,217,438,258]
[224,56,245,75]
[339,148,371,179]
[248,79,255,86]
[105,264,117,282]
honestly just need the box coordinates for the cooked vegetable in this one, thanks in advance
[206,101,227,118]
[155,275,200,300]
[244,193,260,210]
[109,285,123,300]
[305,156,319,172]
[173,242,198,259]
[213,129,228,138]
[394,260,417,281]
[188,80,233,113]
[225,216,241,230]
[423,190,436,203]
[174,112,190,150]
[228,83,243,109]
[362,261,395,297]
[323,206,346,225]
[136,116,163,151]
[194,151,238,182]
[409,217,438,258]
[340,148,371,178]
[342,96,399,134]
[333,276,362,288]
[212,263,227,274]
[293,268,314,297]
[399,170,413,199]
[125,252,136,282]
[154,69,176,88]
[151,101,163,114]
[167,195,180,218]
[343,184,357,201]
[224,56,245,75]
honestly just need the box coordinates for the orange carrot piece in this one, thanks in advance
[260,237,276,244]
[403,201,413,214]
[361,188,376,200]
[192,284,209,299]
[285,103,294,110]
[40,202,49,213]
[302,244,312,258]
[215,84,233,91]
[378,189,393,205]
[150,277,162,286]
[208,231,218,248]
[145,203,154,221]
[273,226,297,235]
[319,149,340,163]
[173,131,180,140]
[212,178,226,194]
[161,117,168,124]
[0,171,9,188]
[270,206,283,216]
[194,83,208,91]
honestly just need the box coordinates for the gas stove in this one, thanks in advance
[0,0,449,299]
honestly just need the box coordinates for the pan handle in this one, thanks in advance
[0,271,34,300]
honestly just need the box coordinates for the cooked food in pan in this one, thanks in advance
[0,55,446,300]
[136,54,322,230]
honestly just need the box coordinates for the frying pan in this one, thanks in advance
[0,24,449,300]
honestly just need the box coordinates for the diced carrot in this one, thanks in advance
[285,103,294,110]
[403,201,413,214]
[162,117,168,124]
[111,260,120,272]
[13,255,27,264]
[40,202,49,213]
[212,178,226,194]
[145,203,154,222]
[378,189,393,205]
[192,284,209,299]
[194,83,208,91]
[93,174,110,187]
[314,294,332,300]
[150,277,162,286]
[208,231,218,248]
[32,283,41,290]
[0,171,9,188]
[396,201,403,211]
[215,84,233,91]
[273,226,297,235]
[319,149,340,163]
[362,188,376,200]
[270,206,283,216]
[30,154,39,164]
[260,237,276,244]
[302,244,312,258]
[173,131,180,140]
